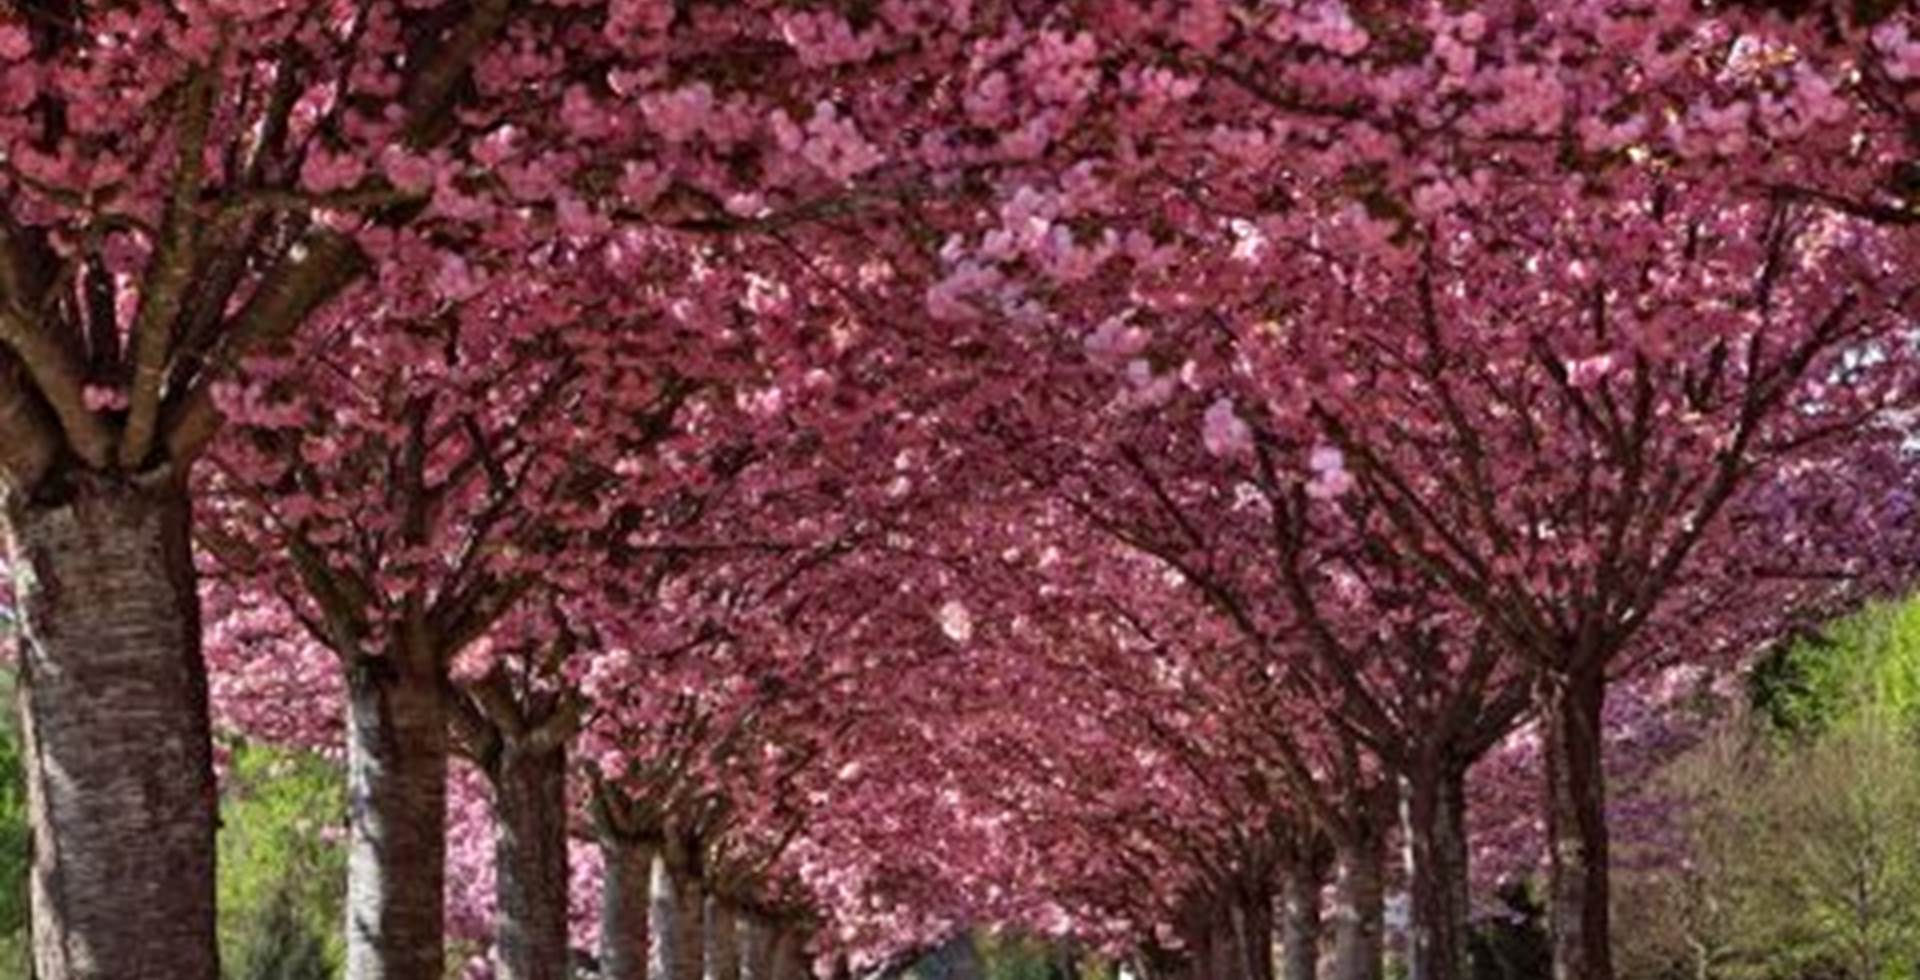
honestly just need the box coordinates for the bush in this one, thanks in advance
[1617,593,1920,980]
[217,740,348,980]
[0,670,27,980]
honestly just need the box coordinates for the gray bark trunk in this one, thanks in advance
[1543,669,1611,980]
[1331,833,1385,980]
[707,901,741,980]
[1236,881,1276,980]
[493,740,570,980]
[600,833,654,980]
[768,926,806,980]
[6,479,218,980]
[651,855,707,980]
[738,912,774,980]
[1280,856,1326,980]
[1401,765,1471,980]
[1206,908,1237,980]
[345,634,447,980]
[1172,898,1214,980]
[648,855,673,980]
[673,866,708,980]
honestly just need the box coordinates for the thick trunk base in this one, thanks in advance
[1332,834,1385,980]
[650,855,706,980]
[768,927,806,980]
[1230,881,1276,980]
[1544,671,1612,980]
[739,912,774,980]
[345,640,448,980]
[494,741,570,980]
[1281,855,1328,980]
[1402,767,1471,980]
[599,834,653,980]
[708,901,742,980]
[7,480,218,980]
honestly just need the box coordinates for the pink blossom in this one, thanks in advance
[300,148,367,194]
[82,385,127,412]
[433,253,483,302]
[1874,21,1920,81]
[379,145,436,193]
[1566,353,1614,389]
[641,82,715,144]
[1202,398,1253,457]
[0,24,31,61]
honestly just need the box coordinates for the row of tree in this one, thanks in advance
[0,3,1917,980]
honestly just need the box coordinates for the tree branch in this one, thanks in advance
[401,0,517,148]
[122,62,222,470]
[161,228,366,462]
[0,357,58,494]
[0,303,113,468]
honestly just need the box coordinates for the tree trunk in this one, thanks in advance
[674,868,709,980]
[493,739,570,980]
[1280,854,1326,980]
[738,911,774,980]
[1228,880,1274,980]
[5,478,218,980]
[648,855,675,980]
[1331,832,1385,980]
[708,900,741,980]
[768,925,806,980]
[344,632,448,980]
[600,833,654,980]
[1206,906,1238,980]
[652,855,707,980]
[1173,897,1215,980]
[1401,764,1471,980]
[1236,880,1276,980]
[1543,669,1612,980]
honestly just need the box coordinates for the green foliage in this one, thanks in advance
[1749,715,1920,979]
[967,931,1108,980]
[217,740,348,980]
[0,671,29,944]
[1618,713,1920,980]
[971,931,1052,980]
[0,669,30,980]
[1619,591,1920,980]
[229,883,336,980]
[1752,596,1920,737]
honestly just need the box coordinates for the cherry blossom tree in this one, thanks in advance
[11,4,1919,980]
[916,6,1920,978]
[0,0,1116,972]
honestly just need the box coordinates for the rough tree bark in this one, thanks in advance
[493,738,570,980]
[768,924,807,980]
[344,628,448,980]
[1543,667,1612,980]
[1206,906,1238,980]
[1331,830,1386,980]
[1171,896,1218,980]
[1401,764,1472,980]
[648,855,676,980]
[738,910,775,980]
[599,832,655,980]
[5,477,218,980]
[708,900,742,980]
[651,847,708,980]
[1280,854,1327,980]
[672,865,708,980]
[1237,878,1277,980]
